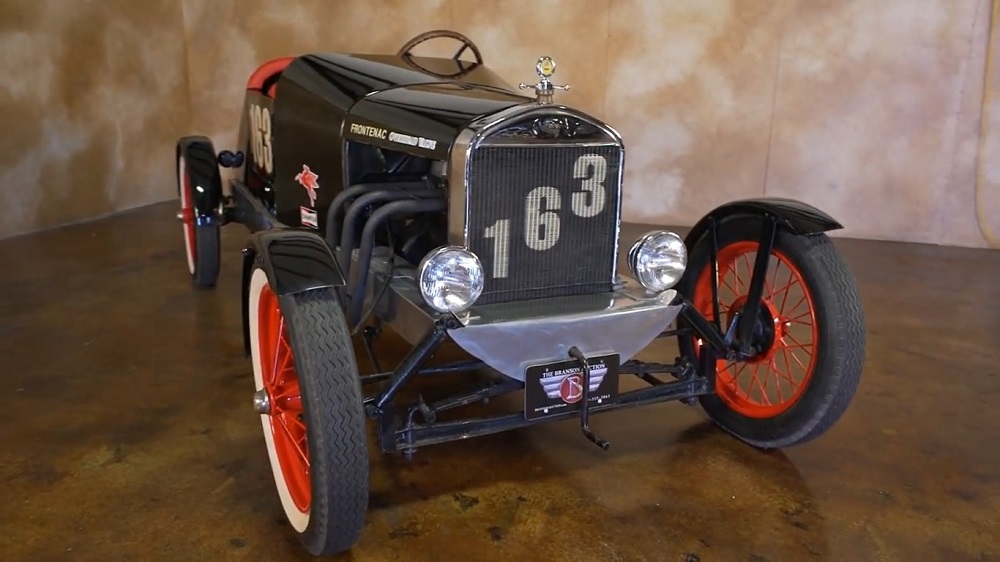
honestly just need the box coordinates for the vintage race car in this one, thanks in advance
[174,30,865,556]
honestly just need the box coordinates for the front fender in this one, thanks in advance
[684,197,843,247]
[240,229,346,355]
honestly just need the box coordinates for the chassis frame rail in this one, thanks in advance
[395,375,711,453]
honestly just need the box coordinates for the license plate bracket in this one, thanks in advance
[523,353,620,420]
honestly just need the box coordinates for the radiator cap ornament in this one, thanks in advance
[537,56,556,77]
[519,56,570,103]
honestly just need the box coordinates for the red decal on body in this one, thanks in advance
[295,165,320,206]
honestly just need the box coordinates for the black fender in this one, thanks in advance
[684,196,843,248]
[240,228,347,356]
[176,136,223,225]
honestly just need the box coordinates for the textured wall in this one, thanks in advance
[977,0,1000,248]
[2,0,998,247]
[0,0,191,239]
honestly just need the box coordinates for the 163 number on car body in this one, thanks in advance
[248,103,273,174]
[467,144,622,301]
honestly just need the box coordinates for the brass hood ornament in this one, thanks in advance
[519,56,570,103]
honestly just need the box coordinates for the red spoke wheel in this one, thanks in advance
[247,263,369,555]
[677,216,865,449]
[694,241,819,418]
[175,137,220,287]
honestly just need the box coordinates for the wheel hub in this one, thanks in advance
[178,207,194,225]
[728,296,783,362]
[253,388,271,415]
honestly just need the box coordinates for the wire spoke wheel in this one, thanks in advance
[178,155,198,276]
[693,241,819,418]
[247,263,369,556]
[677,216,866,449]
[256,284,311,513]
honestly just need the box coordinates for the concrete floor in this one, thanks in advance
[1,201,997,561]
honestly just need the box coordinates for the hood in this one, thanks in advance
[344,81,531,160]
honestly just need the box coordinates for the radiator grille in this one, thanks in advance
[466,143,621,304]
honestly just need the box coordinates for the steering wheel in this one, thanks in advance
[397,29,484,68]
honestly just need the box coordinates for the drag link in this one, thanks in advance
[568,346,610,451]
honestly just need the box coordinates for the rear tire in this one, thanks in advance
[677,216,865,449]
[247,264,369,556]
[177,140,221,287]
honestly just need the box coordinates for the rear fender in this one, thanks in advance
[176,136,222,225]
[684,197,843,248]
[240,229,346,356]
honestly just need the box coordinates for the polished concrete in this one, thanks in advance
[0,202,997,561]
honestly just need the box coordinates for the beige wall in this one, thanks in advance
[0,0,191,238]
[2,0,999,248]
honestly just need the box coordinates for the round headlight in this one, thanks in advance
[628,231,687,292]
[418,246,484,314]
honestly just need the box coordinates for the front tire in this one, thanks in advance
[247,265,369,556]
[677,216,865,449]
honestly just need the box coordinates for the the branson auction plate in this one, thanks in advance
[523,353,620,420]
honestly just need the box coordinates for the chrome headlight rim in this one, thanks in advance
[417,245,485,314]
[627,230,687,293]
